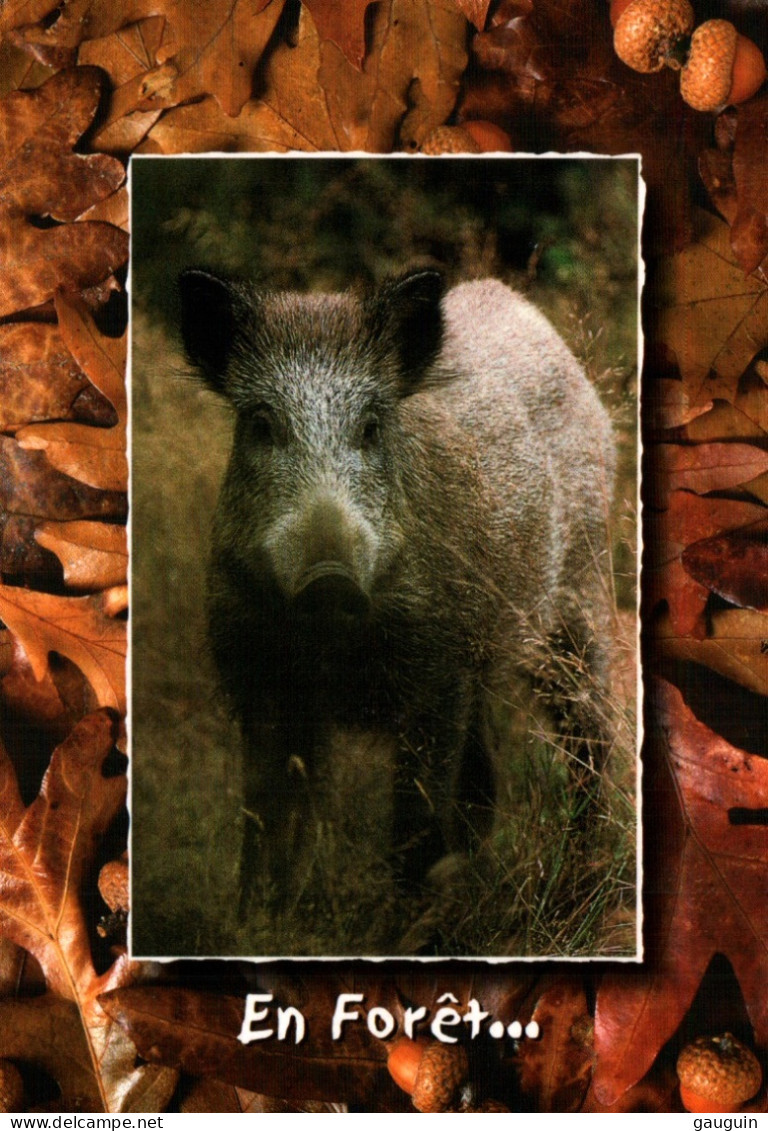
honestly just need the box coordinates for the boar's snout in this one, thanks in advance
[292,560,371,619]
[265,492,381,619]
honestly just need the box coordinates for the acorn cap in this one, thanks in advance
[614,0,694,73]
[419,126,482,155]
[677,1034,763,1110]
[680,21,738,111]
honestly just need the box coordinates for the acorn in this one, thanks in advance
[98,855,129,914]
[460,120,514,153]
[680,20,767,111]
[677,1034,763,1113]
[613,0,694,73]
[419,126,482,155]
[387,1036,469,1113]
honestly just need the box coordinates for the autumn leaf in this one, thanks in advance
[0,68,128,317]
[138,0,468,154]
[681,518,768,613]
[0,323,114,432]
[0,584,126,713]
[644,376,712,432]
[516,977,593,1112]
[592,679,768,1106]
[0,715,176,1111]
[644,494,767,636]
[654,209,768,407]
[100,984,402,1109]
[35,521,127,591]
[0,436,126,586]
[656,608,768,697]
[649,442,768,508]
[5,0,288,118]
[16,291,127,493]
[702,94,768,277]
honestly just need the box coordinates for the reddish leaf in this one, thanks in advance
[725,94,768,276]
[302,0,374,68]
[650,443,768,507]
[645,493,767,636]
[682,518,768,612]
[656,607,768,698]
[100,985,401,1109]
[654,210,768,406]
[516,976,593,1112]
[593,679,768,1106]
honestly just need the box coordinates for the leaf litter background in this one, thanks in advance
[0,0,765,1113]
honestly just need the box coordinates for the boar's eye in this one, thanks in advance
[360,412,381,450]
[248,406,275,445]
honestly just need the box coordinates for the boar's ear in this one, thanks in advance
[372,270,444,392]
[178,269,241,391]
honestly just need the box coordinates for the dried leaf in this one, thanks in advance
[35,521,127,591]
[0,585,126,713]
[682,518,768,612]
[645,494,767,636]
[7,0,288,118]
[301,0,373,68]
[703,94,768,277]
[0,712,175,1111]
[0,68,128,317]
[0,995,106,1111]
[649,442,768,508]
[645,377,712,431]
[516,977,593,1112]
[140,0,467,154]
[0,323,108,432]
[655,210,768,407]
[656,608,768,697]
[593,680,768,1106]
[0,436,126,585]
[100,985,397,1108]
[16,292,127,493]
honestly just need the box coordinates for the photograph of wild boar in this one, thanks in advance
[130,156,639,959]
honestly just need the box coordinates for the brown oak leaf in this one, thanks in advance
[648,443,768,509]
[682,518,768,613]
[0,68,128,318]
[0,436,126,586]
[656,607,768,698]
[35,521,127,591]
[0,584,126,713]
[516,976,593,1112]
[592,679,768,1106]
[702,94,768,277]
[16,291,127,493]
[654,209,768,407]
[100,984,402,1110]
[0,323,114,433]
[138,0,468,155]
[0,715,176,1111]
[5,0,288,118]
[644,494,768,637]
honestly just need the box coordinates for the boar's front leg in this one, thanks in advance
[238,716,312,918]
